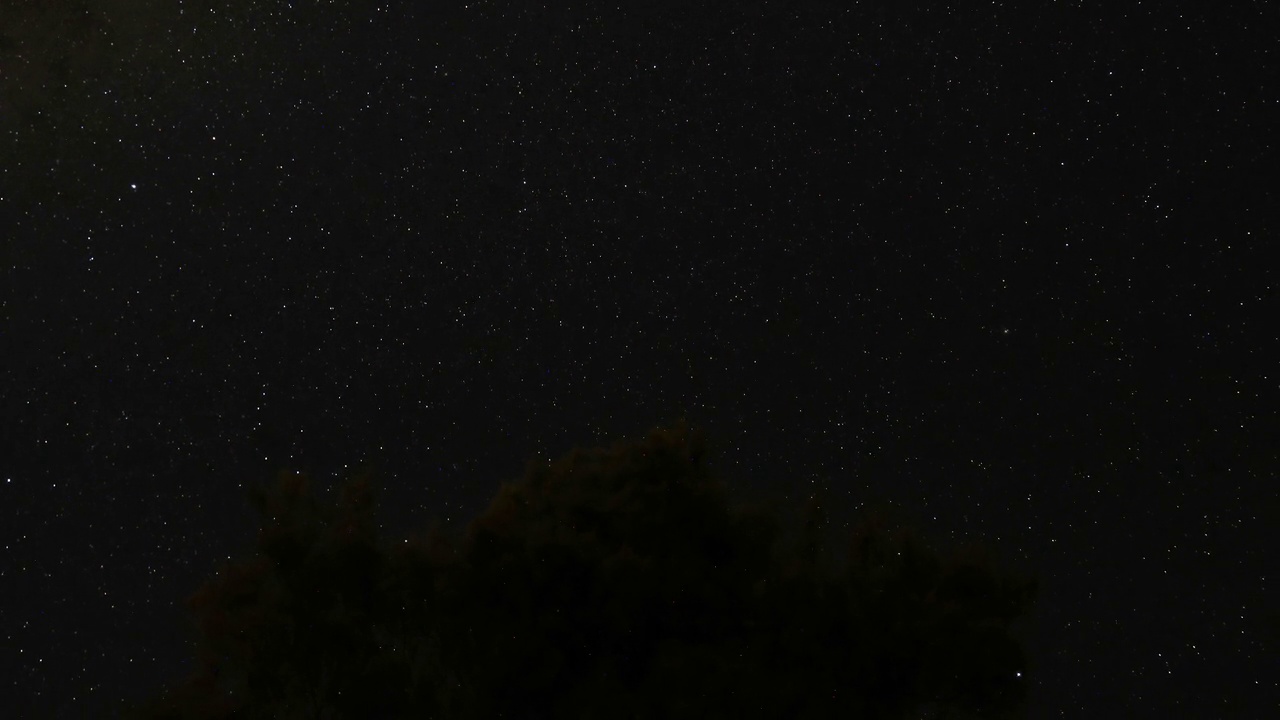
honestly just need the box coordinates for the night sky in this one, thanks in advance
[2,1,1275,718]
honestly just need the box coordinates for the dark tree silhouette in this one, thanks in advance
[121,421,1039,720]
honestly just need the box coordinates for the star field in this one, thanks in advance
[1,2,1275,717]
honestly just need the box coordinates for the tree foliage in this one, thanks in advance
[122,421,1039,719]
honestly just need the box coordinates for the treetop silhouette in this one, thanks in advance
[122,420,1039,720]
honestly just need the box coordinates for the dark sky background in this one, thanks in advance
[2,1,1275,717]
